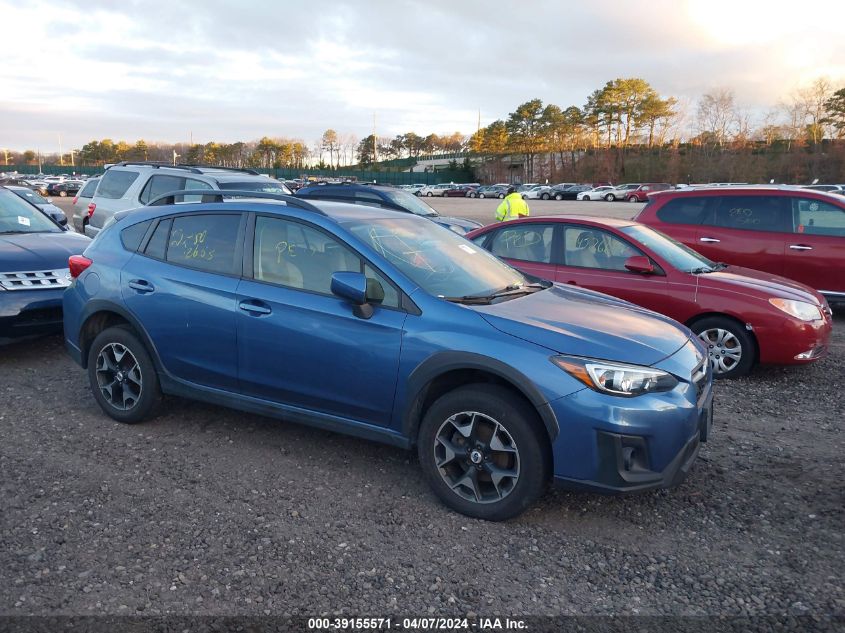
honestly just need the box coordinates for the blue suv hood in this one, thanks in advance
[0,232,90,271]
[472,284,691,366]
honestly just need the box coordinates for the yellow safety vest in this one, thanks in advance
[495,193,530,222]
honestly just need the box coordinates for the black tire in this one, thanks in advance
[87,326,162,423]
[426,192,433,197]
[605,193,616,201]
[59,190,67,197]
[627,195,639,202]
[690,316,756,379]
[541,193,550,200]
[554,193,563,200]
[417,384,549,521]
[498,193,505,199]
[478,193,486,199]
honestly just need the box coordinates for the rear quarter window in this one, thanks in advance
[96,170,139,199]
[655,197,710,224]
[120,220,153,252]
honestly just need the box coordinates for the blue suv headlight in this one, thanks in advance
[551,355,678,397]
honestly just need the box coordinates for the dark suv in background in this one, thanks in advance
[295,182,481,235]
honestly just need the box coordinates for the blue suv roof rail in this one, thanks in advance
[146,189,328,215]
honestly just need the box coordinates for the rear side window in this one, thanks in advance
[120,220,152,252]
[656,197,710,224]
[165,214,241,275]
[792,198,845,237]
[712,196,790,232]
[79,179,99,197]
[97,170,139,199]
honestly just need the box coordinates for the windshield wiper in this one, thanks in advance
[443,283,545,305]
[690,262,728,274]
[0,230,35,235]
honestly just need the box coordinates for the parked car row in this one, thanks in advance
[2,168,840,522]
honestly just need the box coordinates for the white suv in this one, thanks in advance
[84,162,291,238]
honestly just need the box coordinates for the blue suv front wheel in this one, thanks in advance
[417,384,550,521]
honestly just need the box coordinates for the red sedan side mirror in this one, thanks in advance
[624,255,654,274]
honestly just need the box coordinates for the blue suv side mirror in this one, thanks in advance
[331,272,367,305]
[331,272,386,319]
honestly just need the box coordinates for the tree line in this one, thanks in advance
[4,76,845,183]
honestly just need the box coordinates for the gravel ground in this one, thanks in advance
[1,312,843,619]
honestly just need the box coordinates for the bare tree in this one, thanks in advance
[795,77,835,144]
[697,89,736,147]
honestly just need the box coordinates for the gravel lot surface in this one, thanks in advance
[2,195,842,620]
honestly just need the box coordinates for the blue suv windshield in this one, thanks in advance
[346,217,528,298]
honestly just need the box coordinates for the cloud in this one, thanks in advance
[1,0,843,151]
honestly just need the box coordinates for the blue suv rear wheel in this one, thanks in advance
[87,326,162,424]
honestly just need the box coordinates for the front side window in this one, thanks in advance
[253,216,360,295]
[165,214,241,275]
[489,225,554,264]
[0,190,61,233]
[564,227,642,271]
[792,198,845,237]
[97,169,139,199]
[711,196,790,232]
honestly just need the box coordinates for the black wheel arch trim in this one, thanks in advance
[401,351,560,442]
[74,300,166,372]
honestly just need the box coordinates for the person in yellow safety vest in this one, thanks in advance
[495,185,530,222]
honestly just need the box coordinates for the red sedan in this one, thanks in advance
[443,185,478,198]
[468,216,833,378]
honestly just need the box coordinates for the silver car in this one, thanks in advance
[85,163,291,238]
[71,177,101,233]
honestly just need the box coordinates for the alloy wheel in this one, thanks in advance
[95,343,143,410]
[434,411,520,504]
[698,328,743,375]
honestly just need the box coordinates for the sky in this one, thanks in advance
[1,0,844,152]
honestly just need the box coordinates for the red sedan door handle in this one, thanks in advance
[566,280,578,285]
[789,244,813,251]
[699,237,721,243]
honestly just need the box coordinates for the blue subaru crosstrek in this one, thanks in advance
[63,191,713,520]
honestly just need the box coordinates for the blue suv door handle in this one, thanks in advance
[128,279,155,293]
[239,300,272,316]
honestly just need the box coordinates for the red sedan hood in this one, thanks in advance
[700,265,824,305]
